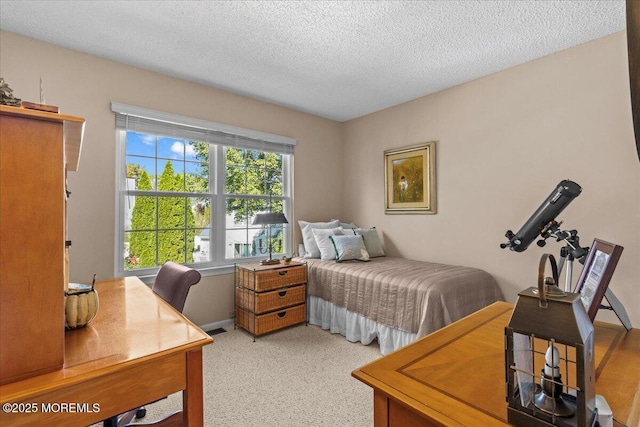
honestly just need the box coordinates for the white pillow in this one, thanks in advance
[298,219,340,258]
[298,243,306,257]
[312,227,344,260]
[331,219,358,230]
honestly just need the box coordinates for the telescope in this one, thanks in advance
[500,180,632,330]
[501,180,582,252]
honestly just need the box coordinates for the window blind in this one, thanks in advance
[111,102,296,154]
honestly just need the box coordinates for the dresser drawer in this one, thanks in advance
[237,263,306,292]
[236,284,305,314]
[236,304,306,336]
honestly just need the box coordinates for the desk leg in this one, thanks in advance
[373,390,389,427]
[183,349,205,426]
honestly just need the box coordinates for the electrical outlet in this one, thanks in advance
[229,310,235,317]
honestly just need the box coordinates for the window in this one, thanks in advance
[112,103,295,276]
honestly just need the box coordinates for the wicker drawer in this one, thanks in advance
[236,284,305,314]
[236,304,306,336]
[237,263,306,292]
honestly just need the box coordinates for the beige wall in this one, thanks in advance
[343,31,640,327]
[0,31,344,327]
[2,30,638,329]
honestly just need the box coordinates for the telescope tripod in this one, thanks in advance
[537,222,587,291]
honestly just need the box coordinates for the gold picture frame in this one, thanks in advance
[384,141,436,214]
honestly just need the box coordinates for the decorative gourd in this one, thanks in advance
[65,283,99,329]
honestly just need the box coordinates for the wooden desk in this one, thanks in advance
[352,302,639,427]
[0,277,213,426]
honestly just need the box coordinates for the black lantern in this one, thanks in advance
[505,254,596,427]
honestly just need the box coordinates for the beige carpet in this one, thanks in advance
[128,323,381,426]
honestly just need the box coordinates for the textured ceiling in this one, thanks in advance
[0,1,627,122]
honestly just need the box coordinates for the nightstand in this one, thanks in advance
[235,261,307,340]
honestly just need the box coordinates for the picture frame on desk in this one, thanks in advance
[574,238,624,321]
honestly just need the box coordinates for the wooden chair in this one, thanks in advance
[103,262,202,427]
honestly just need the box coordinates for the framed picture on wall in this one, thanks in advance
[574,238,624,321]
[384,141,437,214]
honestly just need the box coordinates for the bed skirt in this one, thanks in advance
[308,295,417,355]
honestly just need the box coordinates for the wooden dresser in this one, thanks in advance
[235,261,307,338]
[352,302,640,427]
[0,105,84,385]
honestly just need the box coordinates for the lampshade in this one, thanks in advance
[252,212,288,225]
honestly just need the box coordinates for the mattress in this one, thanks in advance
[299,256,505,339]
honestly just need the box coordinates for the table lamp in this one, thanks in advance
[252,212,288,265]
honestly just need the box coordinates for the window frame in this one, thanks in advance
[112,103,295,278]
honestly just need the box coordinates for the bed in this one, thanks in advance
[296,256,504,354]
[294,220,504,354]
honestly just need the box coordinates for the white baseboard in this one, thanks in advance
[199,318,233,333]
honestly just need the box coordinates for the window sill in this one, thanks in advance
[119,263,237,285]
